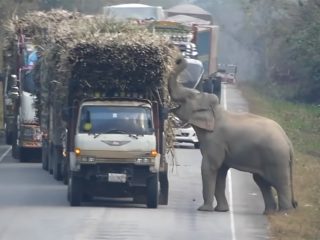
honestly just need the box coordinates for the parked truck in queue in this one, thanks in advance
[1,33,42,161]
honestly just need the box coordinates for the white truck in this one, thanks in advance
[2,34,42,161]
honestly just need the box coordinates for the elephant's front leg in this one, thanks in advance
[198,158,218,211]
[214,164,230,212]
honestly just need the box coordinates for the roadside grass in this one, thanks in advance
[239,82,320,240]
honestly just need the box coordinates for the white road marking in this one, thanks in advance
[0,146,12,163]
[222,85,237,240]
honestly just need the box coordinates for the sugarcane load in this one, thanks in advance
[1,10,82,162]
[3,10,180,207]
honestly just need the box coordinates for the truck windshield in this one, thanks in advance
[179,60,204,89]
[78,105,154,135]
[21,70,36,94]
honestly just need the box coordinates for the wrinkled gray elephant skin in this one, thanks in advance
[168,57,298,214]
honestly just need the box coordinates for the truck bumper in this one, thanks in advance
[74,163,155,198]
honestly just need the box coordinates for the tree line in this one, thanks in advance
[196,0,320,103]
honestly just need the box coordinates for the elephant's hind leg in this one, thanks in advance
[214,164,229,212]
[274,179,294,212]
[253,174,277,214]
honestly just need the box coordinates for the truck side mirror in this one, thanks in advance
[8,75,20,99]
[10,74,18,87]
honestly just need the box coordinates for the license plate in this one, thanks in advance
[108,173,127,183]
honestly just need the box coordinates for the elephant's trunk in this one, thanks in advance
[168,57,189,103]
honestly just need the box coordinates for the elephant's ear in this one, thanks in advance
[188,93,217,131]
[189,108,214,131]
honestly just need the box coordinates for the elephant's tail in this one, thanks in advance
[289,143,298,208]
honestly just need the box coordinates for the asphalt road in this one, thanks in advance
[0,84,269,240]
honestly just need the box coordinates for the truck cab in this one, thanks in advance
[68,98,166,208]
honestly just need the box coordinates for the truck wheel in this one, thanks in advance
[68,175,82,206]
[42,142,49,171]
[194,142,200,149]
[11,129,19,159]
[48,143,54,174]
[5,130,13,145]
[12,142,20,159]
[146,173,159,208]
[62,157,68,185]
[53,146,62,181]
[159,171,169,205]
[19,147,28,162]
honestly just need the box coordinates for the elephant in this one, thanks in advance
[168,57,298,214]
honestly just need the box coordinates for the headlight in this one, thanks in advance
[80,156,95,163]
[136,157,155,165]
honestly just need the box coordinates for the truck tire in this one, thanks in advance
[19,147,28,162]
[48,143,54,174]
[42,141,49,171]
[146,173,159,208]
[68,174,82,206]
[159,171,169,205]
[62,157,68,185]
[5,129,13,145]
[52,146,62,181]
[12,142,20,159]
[11,128,19,159]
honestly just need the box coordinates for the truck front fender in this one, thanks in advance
[69,152,80,172]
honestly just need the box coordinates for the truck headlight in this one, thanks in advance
[136,157,155,165]
[80,156,95,163]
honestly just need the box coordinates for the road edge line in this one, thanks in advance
[222,85,237,240]
[0,146,12,163]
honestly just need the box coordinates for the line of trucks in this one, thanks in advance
[0,4,220,208]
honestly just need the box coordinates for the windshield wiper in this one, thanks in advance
[93,133,101,139]
[129,134,139,139]
[106,129,143,139]
[106,129,128,134]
